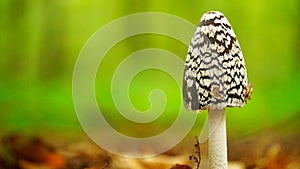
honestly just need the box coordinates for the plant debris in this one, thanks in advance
[189,136,201,169]
[2,134,65,169]
[170,163,192,169]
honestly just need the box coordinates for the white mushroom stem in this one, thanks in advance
[208,108,227,169]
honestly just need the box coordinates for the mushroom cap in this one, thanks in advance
[183,11,249,112]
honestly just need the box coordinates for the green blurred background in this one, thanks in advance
[0,0,299,138]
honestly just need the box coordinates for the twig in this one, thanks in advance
[189,136,201,169]
[102,158,110,169]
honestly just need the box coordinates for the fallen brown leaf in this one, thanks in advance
[2,134,65,169]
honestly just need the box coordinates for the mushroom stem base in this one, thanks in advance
[208,108,227,169]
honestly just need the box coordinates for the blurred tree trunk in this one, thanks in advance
[38,1,67,81]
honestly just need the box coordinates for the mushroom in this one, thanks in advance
[183,11,253,169]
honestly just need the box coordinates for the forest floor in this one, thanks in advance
[0,114,299,169]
